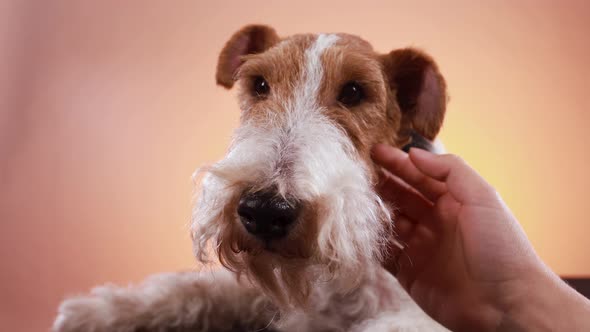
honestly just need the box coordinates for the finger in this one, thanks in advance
[409,148,497,205]
[376,171,434,225]
[372,144,447,202]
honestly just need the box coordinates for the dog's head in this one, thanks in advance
[192,25,446,306]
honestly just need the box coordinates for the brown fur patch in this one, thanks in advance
[318,35,401,182]
[216,25,280,88]
[380,48,447,140]
[235,35,315,122]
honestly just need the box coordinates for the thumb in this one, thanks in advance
[409,148,496,205]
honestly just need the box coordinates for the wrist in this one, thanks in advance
[495,263,590,331]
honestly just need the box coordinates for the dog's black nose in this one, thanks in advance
[237,191,300,239]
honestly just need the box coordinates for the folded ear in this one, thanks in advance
[380,48,447,140]
[216,25,280,89]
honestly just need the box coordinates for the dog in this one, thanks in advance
[53,25,449,332]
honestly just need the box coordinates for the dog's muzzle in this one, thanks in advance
[237,190,300,240]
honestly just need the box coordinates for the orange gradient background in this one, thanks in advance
[1,1,589,331]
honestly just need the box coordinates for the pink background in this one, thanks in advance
[1,1,589,331]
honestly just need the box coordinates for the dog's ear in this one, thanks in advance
[380,48,447,140]
[216,25,280,89]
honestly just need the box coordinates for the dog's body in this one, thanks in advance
[54,26,450,332]
[54,267,442,331]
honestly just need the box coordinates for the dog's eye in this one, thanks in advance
[338,81,364,107]
[252,76,270,97]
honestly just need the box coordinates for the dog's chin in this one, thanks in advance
[213,223,372,309]
[215,224,312,306]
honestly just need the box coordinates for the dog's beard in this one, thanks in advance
[191,111,394,307]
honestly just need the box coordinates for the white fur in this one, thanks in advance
[53,269,447,332]
[53,270,277,332]
[431,139,446,154]
[296,33,339,112]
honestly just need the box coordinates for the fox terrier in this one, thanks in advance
[54,25,449,331]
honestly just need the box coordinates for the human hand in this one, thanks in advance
[371,144,590,332]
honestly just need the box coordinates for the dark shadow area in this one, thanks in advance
[563,278,590,299]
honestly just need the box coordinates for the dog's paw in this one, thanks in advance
[52,284,142,332]
[52,294,114,332]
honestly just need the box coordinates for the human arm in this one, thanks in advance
[371,144,590,332]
